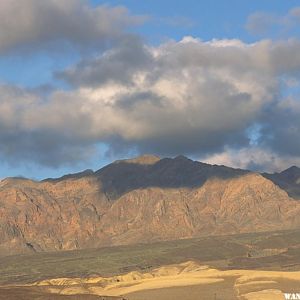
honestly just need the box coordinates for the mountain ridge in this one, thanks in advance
[263,165,300,199]
[0,155,300,256]
[38,155,299,200]
[6,154,297,188]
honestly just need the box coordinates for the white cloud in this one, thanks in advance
[160,16,196,29]
[0,37,300,169]
[0,2,299,171]
[203,147,300,172]
[0,0,145,53]
[246,7,300,36]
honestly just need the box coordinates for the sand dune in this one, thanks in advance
[23,261,300,299]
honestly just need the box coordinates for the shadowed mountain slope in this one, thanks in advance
[94,155,249,200]
[0,155,300,255]
[263,166,300,199]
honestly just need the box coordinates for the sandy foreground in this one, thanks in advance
[20,261,300,299]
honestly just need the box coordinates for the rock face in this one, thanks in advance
[263,166,300,199]
[0,155,300,255]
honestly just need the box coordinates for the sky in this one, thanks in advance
[0,0,300,179]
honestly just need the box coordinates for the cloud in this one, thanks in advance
[0,0,146,54]
[0,85,97,167]
[246,12,279,36]
[58,36,153,87]
[160,16,196,28]
[203,146,300,173]
[0,2,299,172]
[1,37,300,170]
[246,7,300,37]
[260,96,300,158]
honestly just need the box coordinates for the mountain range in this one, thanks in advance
[0,154,300,256]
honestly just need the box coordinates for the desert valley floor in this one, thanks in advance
[1,229,300,299]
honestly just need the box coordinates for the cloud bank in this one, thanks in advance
[0,1,299,172]
[0,35,299,171]
[0,0,145,53]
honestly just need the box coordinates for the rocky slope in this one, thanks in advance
[0,155,300,255]
[263,166,300,199]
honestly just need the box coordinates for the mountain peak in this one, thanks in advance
[280,166,300,181]
[2,153,300,256]
[282,166,300,174]
[115,154,161,165]
[42,169,94,182]
[263,165,300,199]
[174,155,190,161]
